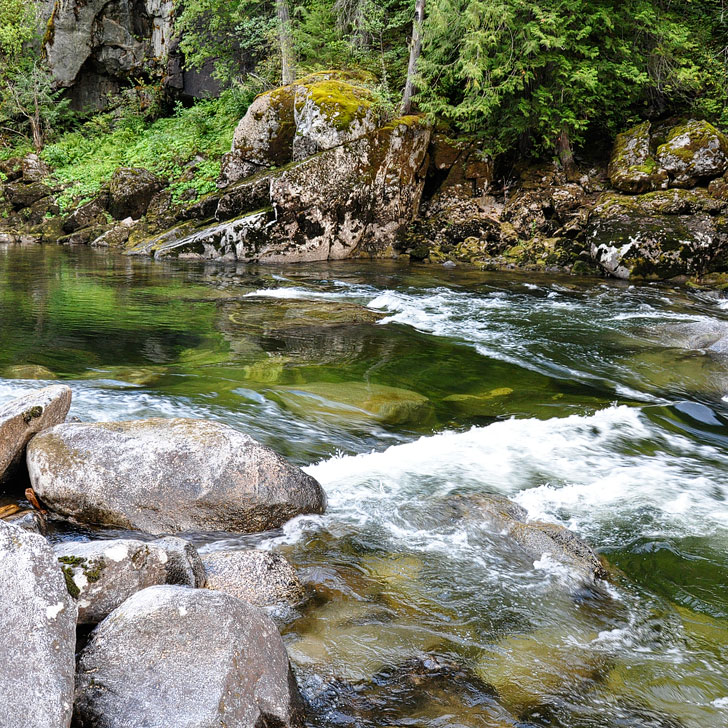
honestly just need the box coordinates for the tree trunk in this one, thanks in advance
[276,0,296,85]
[401,0,426,115]
[558,125,578,182]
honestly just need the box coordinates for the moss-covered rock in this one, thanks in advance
[656,119,728,188]
[221,72,379,186]
[108,167,165,220]
[588,190,728,279]
[608,121,669,194]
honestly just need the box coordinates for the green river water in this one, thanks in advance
[2,243,728,727]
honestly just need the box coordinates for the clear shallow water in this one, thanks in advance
[2,244,728,726]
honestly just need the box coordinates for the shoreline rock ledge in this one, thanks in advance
[26,417,326,535]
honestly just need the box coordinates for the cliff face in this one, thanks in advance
[43,0,217,108]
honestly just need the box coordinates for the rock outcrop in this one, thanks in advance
[55,537,206,624]
[26,418,326,534]
[74,585,305,728]
[129,107,431,263]
[0,384,72,485]
[608,121,669,194]
[44,0,175,108]
[109,167,165,220]
[201,549,305,607]
[0,522,76,728]
[588,189,728,279]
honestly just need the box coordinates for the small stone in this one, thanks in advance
[201,549,305,607]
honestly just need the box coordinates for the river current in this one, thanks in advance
[2,244,728,727]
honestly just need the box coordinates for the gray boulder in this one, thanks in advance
[27,418,326,534]
[0,384,72,485]
[588,189,728,279]
[0,522,76,728]
[55,537,205,624]
[74,585,305,728]
[108,167,165,220]
[201,549,305,607]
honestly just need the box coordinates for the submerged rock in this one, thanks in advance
[443,493,608,583]
[201,549,305,607]
[273,381,434,426]
[1,363,57,380]
[0,522,76,728]
[0,384,72,485]
[74,585,305,728]
[55,537,205,624]
[27,418,326,534]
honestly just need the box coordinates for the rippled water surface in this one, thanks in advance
[3,243,728,727]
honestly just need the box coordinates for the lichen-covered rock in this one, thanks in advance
[73,585,305,728]
[292,79,376,161]
[588,190,728,279]
[656,119,728,188]
[221,74,378,186]
[608,121,669,194]
[201,549,305,607]
[0,522,76,728]
[27,418,326,534]
[55,537,206,624]
[4,180,53,209]
[108,167,165,220]
[224,85,298,182]
[0,384,72,485]
[21,154,52,182]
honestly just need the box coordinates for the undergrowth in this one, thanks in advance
[38,87,255,212]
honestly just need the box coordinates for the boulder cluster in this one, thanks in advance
[0,385,326,728]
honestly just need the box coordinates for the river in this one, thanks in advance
[2,243,728,727]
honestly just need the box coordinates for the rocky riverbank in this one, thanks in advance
[0,383,612,727]
[4,72,728,286]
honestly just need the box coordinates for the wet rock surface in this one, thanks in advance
[0,522,76,728]
[201,549,305,607]
[0,384,72,485]
[74,585,305,728]
[27,417,326,534]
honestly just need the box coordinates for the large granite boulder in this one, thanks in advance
[27,418,326,534]
[132,116,431,262]
[220,74,377,187]
[201,549,305,607]
[0,384,72,485]
[55,537,206,624]
[0,522,76,728]
[108,167,165,220]
[74,585,305,728]
[588,189,728,279]
[656,119,728,188]
[292,78,376,161]
[608,121,669,194]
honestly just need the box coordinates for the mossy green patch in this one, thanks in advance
[302,80,374,131]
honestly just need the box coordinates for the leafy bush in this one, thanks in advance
[42,86,256,211]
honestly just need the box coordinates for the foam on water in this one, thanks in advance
[282,405,728,558]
